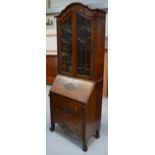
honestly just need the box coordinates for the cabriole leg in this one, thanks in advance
[82,139,88,152]
[50,123,55,132]
[94,130,100,139]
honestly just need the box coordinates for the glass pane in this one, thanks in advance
[77,14,91,76]
[60,16,72,73]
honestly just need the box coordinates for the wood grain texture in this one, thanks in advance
[51,94,84,137]
[51,75,95,103]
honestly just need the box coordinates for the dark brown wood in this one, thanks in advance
[46,54,58,84]
[49,3,106,151]
[51,75,94,103]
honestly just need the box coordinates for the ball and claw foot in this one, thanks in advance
[49,124,55,132]
[94,131,100,139]
[82,145,88,152]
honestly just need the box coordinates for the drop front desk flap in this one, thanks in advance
[50,75,95,103]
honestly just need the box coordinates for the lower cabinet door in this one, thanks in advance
[52,94,84,137]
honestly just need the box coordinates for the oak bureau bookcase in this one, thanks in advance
[49,3,106,152]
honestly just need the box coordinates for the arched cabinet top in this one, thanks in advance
[56,3,106,22]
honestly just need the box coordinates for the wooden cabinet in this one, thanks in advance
[49,3,106,151]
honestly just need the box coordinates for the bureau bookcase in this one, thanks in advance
[49,3,106,152]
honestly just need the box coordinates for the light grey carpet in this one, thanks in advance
[46,85,108,155]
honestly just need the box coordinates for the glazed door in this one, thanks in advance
[76,13,92,79]
[58,15,73,75]
[58,13,93,79]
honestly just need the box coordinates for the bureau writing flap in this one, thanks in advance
[51,75,95,103]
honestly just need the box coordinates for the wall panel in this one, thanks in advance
[46,54,58,84]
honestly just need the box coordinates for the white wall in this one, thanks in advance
[46,37,57,51]
[106,13,108,37]
[46,23,57,51]
[49,0,108,10]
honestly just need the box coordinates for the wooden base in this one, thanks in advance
[50,123,102,152]
[49,123,55,132]
[94,130,100,139]
[82,145,88,152]
[82,138,88,152]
